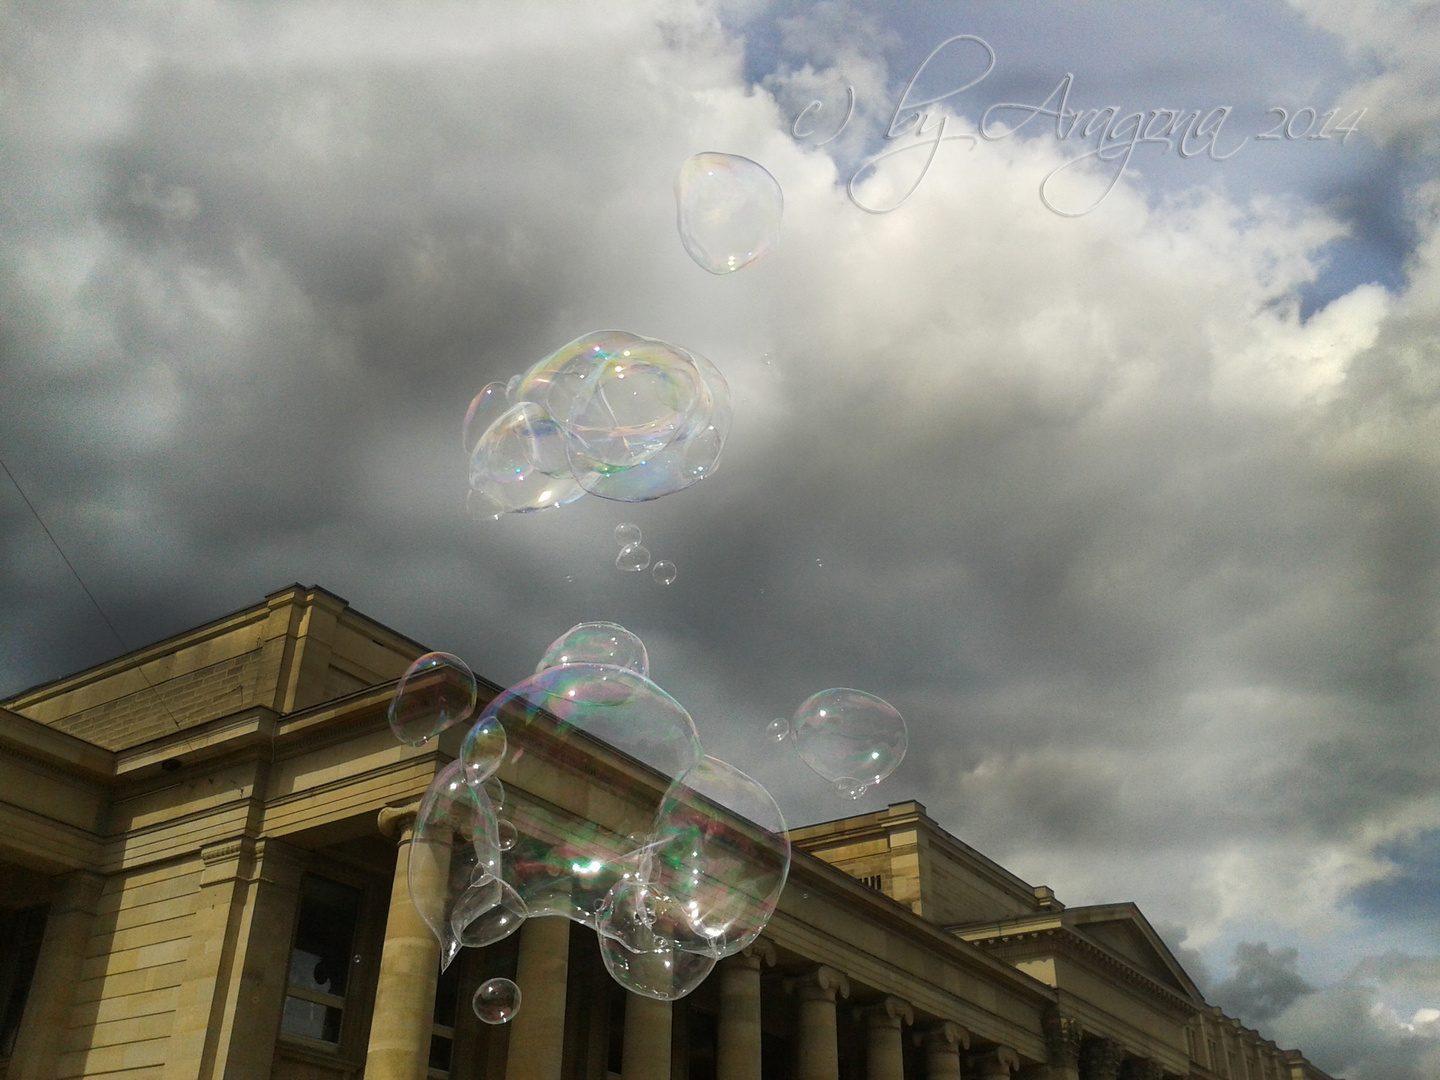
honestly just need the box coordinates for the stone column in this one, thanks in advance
[786,965,851,1080]
[504,915,572,1080]
[8,870,105,1080]
[716,940,774,1080]
[859,996,913,1080]
[621,990,671,1080]
[1078,1039,1125,1080]
[1043,1009,1082,1080]
[917,1021,970,1080]
[366,804,446,1080]
[970,1046,1021,1080]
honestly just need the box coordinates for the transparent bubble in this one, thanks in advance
[473,977,521,1025]
[765,717,790,743]
[496,818,517,852]
[483,776,505,810]
[388,652,478,747]
[466,489,504,523]
[408,761,502,970]
[463,382,509,455]
[675,153,783,275]
[652,560,677,586]
[468,401,585,515]
[512,331,732,504]
[617,543,652,572]
[615,522,642,547]
[792,688,907,790]
[597,934,717,1002]
[536,621,649,678]
[458,712,507,788]
[645,756,790,958]
[833,778,867,800]
[456,876,527,949]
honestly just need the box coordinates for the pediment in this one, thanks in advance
[1065,904,1203,1000]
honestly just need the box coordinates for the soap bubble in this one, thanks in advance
[765,717,790,743]
[833,778,866,800]
[617,543,652,572]
[388,652,478,746]
[675,152,783,274]
[792,689,907,791]
[468,402,585,515]
[473,978,521,1025]
[645,756,790,958]
[536,621,649,678]
[458,712,507,789]
[465,330,731,516]
[455,876,527,949]
[496,818,518,852]
[463,382,510,455]
[598,934,716,1001]
[466,489,504,523]
[652,560,677,586]
[483,776,505,810]
[615,522,642,547]
[408,761,503,970]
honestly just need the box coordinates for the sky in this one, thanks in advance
[1,2,1437,1075]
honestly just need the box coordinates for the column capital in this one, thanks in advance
[1079,1038,1126,1080]
[915,1020,971,1051]
[378,801,422,839]
[967,1045,1020,1079]
[785,964,851,1002]
[856,995,914,1030]
[1043,1008,1083,1069]
[742,936,777,966]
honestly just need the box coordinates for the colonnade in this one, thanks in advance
[363,805,1025,1079]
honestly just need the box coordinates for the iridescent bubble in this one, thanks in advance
[535,621,650,678]
[615,522,642,547]
[483,776,505,810]
[408,760,502,970]
[617,543,651,572]
[792,688,907,791]
[765,718,790,743]
[675,152,783,274]
[496,818,518,852]
[644,756,790,958]
[473,978,521,1025]
[652,560,677,586]
[463,382,509,456]
[388,652,478,747]
[459,712,507,788]
[597,934,717,1002]
[468,402,585,515]
[455,876,527,949]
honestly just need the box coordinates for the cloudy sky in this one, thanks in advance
[2,2,1437,1074]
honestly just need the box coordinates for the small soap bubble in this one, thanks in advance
[388,653,478,747]
[765,717,790,743]
[652,560,678,585]
[792,688,907,792]
[615,522,642,547]
[675,152,783,274]
[496,818,518,852]
[617,543,652,572]
[815,558,823,568]
[473,978,521,1025]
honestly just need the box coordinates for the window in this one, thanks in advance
[861,874,883,891]
[0,906,48,1058]
[428,957,461,1077]
[281,875,363,1046]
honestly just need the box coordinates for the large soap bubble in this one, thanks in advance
[791,688,907,798]
[388,652,479,746]
[408,760,504,971]
[675,152,783,274]
[462,330,731,518]
[405,628,790,1003]
[535,621,649,678]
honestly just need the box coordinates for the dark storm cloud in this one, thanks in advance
[1211,942,1316,1026]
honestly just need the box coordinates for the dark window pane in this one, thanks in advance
[289,876,361,997]
[434,956,460,1024]
[0,906,49,1058]
[429,1032,454,1072]
[281,995,343,1043]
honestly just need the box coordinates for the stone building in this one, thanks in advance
[0,584,1337,1080]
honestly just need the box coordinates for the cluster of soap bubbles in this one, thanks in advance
[613,523,677,585]
[766,688,907,800]
[386,623,790,1004]
[464,330,733,520]
[675,153,783,274]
